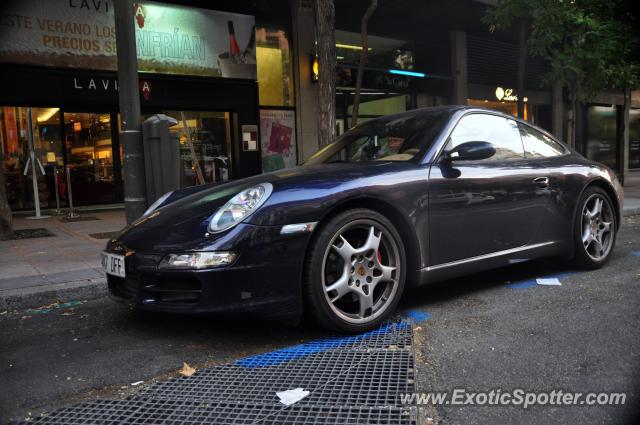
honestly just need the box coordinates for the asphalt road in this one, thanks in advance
[1,216,639,424]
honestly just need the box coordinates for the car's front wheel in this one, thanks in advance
[573,186,617,269]
[303,209,406,333]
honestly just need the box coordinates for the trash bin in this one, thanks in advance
[142,114,180,205]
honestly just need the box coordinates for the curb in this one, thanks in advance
[0,278,107,311]
[623,207,640,217]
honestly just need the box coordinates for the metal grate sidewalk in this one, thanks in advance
[22,320,418,425]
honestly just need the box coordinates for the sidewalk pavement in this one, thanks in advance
[623,182,640,216]
[0,210,125,308]
[1,185,639,308]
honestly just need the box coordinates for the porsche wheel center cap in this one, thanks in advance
[357,266,366,276]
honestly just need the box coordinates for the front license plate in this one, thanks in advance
[101,252,126,278]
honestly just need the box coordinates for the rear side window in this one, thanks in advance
[519,123,566,158]
[446,113,524,161]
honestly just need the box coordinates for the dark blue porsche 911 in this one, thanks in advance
[103,106,623,333]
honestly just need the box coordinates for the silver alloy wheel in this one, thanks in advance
[321,219,401,324]
[581,193,614,261]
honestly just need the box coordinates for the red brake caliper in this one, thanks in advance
[376,251,382,264]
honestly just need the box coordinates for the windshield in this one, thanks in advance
[305,109,451,165]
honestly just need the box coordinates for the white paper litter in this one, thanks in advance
[536,278,562,286]
[131,381,144,386]
[276,388,310,406]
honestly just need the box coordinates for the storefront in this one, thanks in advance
[332,30,451,133]
[464,35,553,130]
[0,0,296,210]
[578,99,640,180]
[466,84,552,130]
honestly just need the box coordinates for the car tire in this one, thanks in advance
[303,208,406,333]
[572,186,617,269]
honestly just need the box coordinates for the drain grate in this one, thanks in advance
[141,350,414,407]
[235,322,412,368]
[29,399,416,425]
[22,318,418,424]
[2,228,54,240]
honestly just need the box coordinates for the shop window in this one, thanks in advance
[629,108,640,170]
[347,94,409,117]
[417,94,450,108]
[1,107,62,210]
[335,30,414,71]
[586,106,618,172]
[259,109,297,172]
[164,111,233,186]
[256,26,294,107]
[344,94,411,128]
[63,112,116,206]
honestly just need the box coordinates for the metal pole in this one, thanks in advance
[65,166,80,219]
[25,108,49,220]
[53,169,64,215]
[114,0,146,223]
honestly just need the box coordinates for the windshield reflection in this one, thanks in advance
[304,109,451,165]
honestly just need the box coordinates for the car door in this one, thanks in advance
[427,112,541,266]
[518,122,573,245]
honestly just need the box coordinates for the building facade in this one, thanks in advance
[0,0,295,210]
[291,0,640,186]
[1,0,638,212]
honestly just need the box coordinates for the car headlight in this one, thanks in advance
[159,252,238,269]
[143,191,173,217]
[208,183,273,233]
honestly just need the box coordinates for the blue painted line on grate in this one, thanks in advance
[507,271,576,289]
[235,310,430,368]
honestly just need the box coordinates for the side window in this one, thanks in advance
[519,123,566,158]
[446,114,524,161]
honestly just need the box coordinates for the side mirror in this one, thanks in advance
[445,141,496,161]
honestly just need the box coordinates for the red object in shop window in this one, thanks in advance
[267,123,292,154]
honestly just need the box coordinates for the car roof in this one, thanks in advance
[378,105,563,144]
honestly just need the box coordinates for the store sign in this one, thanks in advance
[0,0,256,79]
[336,66,411,91]
[72,76,118,92]
[495,86,517,102]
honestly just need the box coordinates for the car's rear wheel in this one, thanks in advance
[303,209,406,333]
[573,186,617,269]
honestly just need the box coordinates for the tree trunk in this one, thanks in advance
[516,18,528,120]
[314,0,337,147]
[350,0,378,127]
[0,152,13,240]
[567,88,578,149]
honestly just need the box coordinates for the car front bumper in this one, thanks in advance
[105,223,313,320]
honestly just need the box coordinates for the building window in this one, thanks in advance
[63,112,116,205]
[256,26,294,107]
[164,111,233,185]
[629,108,640,170]
[1,107,63,210]
[586,105,618,172]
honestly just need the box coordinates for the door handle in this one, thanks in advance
[533,177,549,187]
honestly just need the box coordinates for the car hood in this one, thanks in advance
[112,162,418,252]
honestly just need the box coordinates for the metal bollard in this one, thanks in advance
[52,168,65,215]
[65,166,80,219]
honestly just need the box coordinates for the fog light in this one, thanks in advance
[159,252,237,269]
